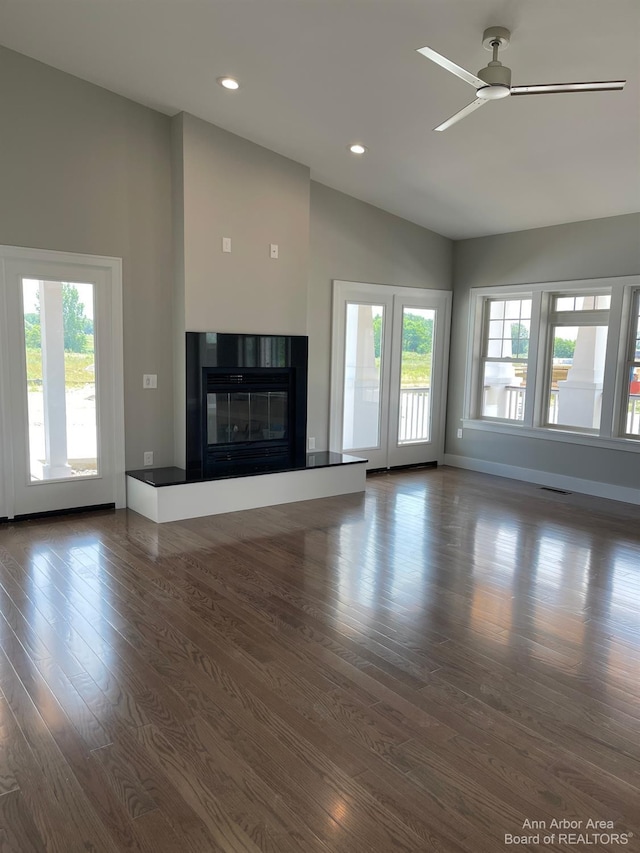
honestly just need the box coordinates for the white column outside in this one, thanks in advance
[557,325,607,429]
[40,281,72,479]
[483,361,519,418]
[343,305,380,449]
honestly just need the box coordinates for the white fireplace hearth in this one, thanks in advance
[126,452,366,523]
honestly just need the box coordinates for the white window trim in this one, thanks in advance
[617,286,640,439]
[463,275,640,452]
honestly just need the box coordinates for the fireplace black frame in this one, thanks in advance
[186,332,308,479]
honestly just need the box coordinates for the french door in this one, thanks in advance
[330,281,451,470]
[0,246,125,518]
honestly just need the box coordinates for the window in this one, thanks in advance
[623,291,640,437]
[465,277,640,449]
[481,297,531,421]
[544,293,610,432]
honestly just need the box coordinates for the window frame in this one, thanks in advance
[620,288,640,439]
[478,295,533,424]
[541,294,610,434]
[463,276,640,452]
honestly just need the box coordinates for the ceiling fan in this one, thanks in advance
[417,26,626,131]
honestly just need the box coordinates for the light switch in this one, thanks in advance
[143,374,157,389]
[222,237,232,253]
[270,243,279,259]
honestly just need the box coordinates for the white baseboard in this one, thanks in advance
[443,454,640,506]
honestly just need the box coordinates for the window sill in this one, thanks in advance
[461,419,640,454]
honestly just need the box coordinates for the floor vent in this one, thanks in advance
[540,486,572,495]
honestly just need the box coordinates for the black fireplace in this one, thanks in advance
[186,332,308,478]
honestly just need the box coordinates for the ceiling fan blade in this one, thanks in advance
[511,80,626,95]
[434,98,488,131]
[416,45,486,89]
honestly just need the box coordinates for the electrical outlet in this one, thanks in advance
[143,451,153,466]
[222,237,231,253]
[457,428,463,439]
[143,374,157,389]
[270,243,279,259]
[308,436,316,450]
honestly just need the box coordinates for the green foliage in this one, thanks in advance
[26,349,95,389]
[509,321,575,360]
[553,338,576,359]
[24,285,91,353]
[402,313,433,355]
[373,314,382,358]
[371,312,433,386]
[373,312,432,359]
[510,323,529,358]
[399,351,431,385]
[24,314,41,349]
[61,285,89,352]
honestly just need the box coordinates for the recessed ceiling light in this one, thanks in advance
[217,77,240,90]
[348,143,367,155]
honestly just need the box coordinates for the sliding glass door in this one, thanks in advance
[331,281,451,470]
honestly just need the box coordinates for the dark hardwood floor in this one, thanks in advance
[0,466,638,852]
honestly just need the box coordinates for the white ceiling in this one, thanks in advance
[1,0,638,239]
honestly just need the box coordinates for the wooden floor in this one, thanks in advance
[0,467,638,853]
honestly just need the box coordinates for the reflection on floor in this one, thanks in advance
[0,466,638,852]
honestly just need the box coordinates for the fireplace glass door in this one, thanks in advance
[207,391,288,445]
[202,367,299,474]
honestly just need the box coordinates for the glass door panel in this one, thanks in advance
[397,307,435,445]
[387,291,450,468]
[342,303,384,451]
[22,279,98,482]
[0,247,124,518]
[332,282,450,471]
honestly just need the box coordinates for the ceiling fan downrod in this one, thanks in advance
[476,26,512,98]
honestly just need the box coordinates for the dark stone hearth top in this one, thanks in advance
[126,451,367,488]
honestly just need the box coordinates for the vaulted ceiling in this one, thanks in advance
[1,0,638,238]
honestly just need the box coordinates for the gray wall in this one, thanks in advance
[180,113,310,335]
[171,114,187,468]
[447,213,640,488]
[0,46,174,470]
[308,182,453,450]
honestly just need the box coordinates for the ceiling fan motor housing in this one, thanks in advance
[477,61,511,98]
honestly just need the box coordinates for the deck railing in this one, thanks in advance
[504,385,525,421]
[627,394,640,434]
[399,387,430,442]
[500,388,640,433]
[503,386,561,424]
